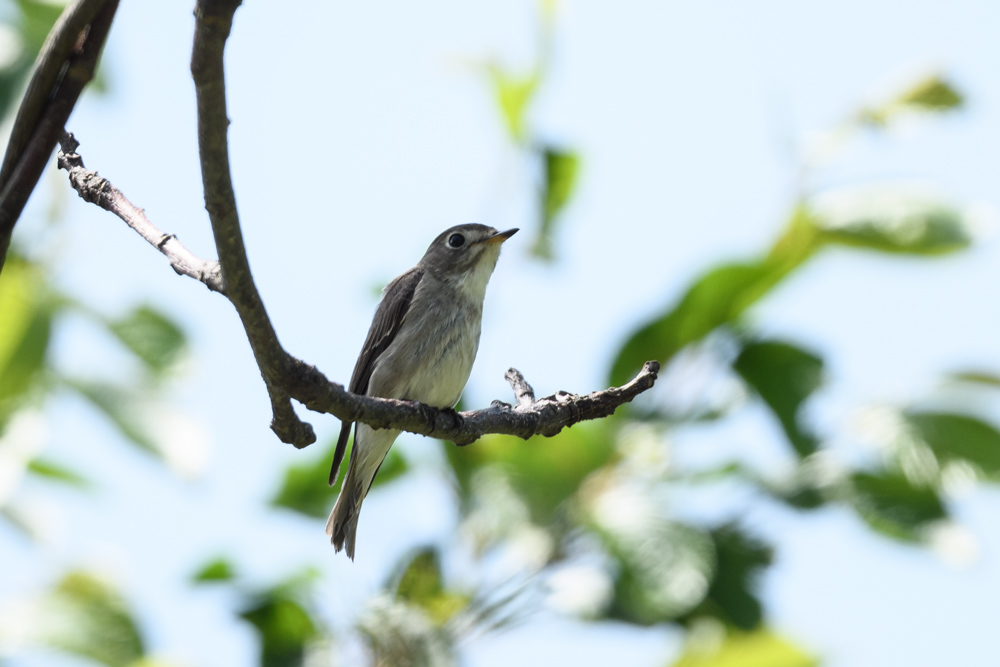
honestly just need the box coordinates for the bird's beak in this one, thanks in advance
[483,228,519,245]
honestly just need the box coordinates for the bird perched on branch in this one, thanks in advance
[326,223,518,559]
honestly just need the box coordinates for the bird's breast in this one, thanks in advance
[367,281,483,408]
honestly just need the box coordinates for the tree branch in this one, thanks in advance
[190,0,316,447]
[0,0,119,273]
[55,134,661,446]
[56,133,224,292]
[50,0,661,450]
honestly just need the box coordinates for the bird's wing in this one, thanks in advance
[328,266,425,486]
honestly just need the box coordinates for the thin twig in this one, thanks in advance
[0,0,119,273]
[504,368,536,407]
[56,133,224,292]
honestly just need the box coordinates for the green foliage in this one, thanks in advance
[0,255,52,427]
[447,419,616,525]
[859,74,964,126]
[271,434,407,519]
[680,525,773,631]
[26,457,90,487]
[240,594,319,667]
[533,146,581,260]
[191,557,237,584]
[610,206,821,386]
[107,305,186,376]
[489,66,540,143]
[669,628,818,667]
[813,189,972,255]
[905,411,1000,477]
[592,506,715,625]
[848,471,947,541]
[31,571,145,667]
[392,547,469,626]
[734,340,823,458]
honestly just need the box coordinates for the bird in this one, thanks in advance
[326,223,518,559]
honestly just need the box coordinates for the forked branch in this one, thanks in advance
[57,134,660,446]
[52,0,661,449]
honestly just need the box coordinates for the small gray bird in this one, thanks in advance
[326,223,518,559]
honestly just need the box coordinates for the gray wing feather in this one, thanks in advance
[328,267,424,486]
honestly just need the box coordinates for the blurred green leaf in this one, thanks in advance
[610,208,821,386]
[64,379,158,456]
[670,628,818,667]
[0,255,52,425]
[812,188,972,255]
[681,524,773,631]
[240,592,319,667]
[849,470,947,541]
[272,434,407,519]
[34,571,145,667]
[106,305,186,375]
[16,0,65,54]
[905,411,1000,477]
[599,516,714,625]
[860,74,964,126]
[191,557,237,584]
[533,146,580,260]
[27,457,89,487]
[447,420,615,525]
[946,370,1000,389]
[393,548,469,626]
[488,66,540,143]
[733,340,823,458]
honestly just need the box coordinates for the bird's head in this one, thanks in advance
[419,223,518,298]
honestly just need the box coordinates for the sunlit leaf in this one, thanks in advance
[609,208,821,386]
[31,571,145,667]
[488,65,539,143]
[271,434,407,519]
[680,524,773,631]
[849,470,947,541]
[860,74,964,126]
[733,340,823,458]
[106,305,186,375]
[191,557,237,584]
[905,411,1000,477]
[447,419,615,525]
[0,255,52,425]
[27,457,89,487]
[812,187,972,255]
[670,628,818,667]
[946,370,1000,389]
[533,146,580,260]
[392,548,469,626]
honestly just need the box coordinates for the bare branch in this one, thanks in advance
[55,129,662,447]
[297,361,661,446]
[56,133,224,292]
[0,0,119,272]
[190,0,315,447]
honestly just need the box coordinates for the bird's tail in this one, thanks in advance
[325,425,400,560]
[326,476,362,559]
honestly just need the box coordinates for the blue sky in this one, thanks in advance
[5,1,1000,665]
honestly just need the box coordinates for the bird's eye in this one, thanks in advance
[447,233,465,248]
